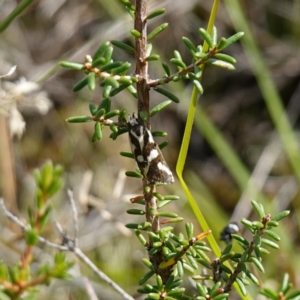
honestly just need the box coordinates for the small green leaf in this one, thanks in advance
[182,37,197,54]
[120,151,134,159]
[261,238,279,249]
[210,281,222,297]
[94,123,102,141]
[260,288,278,299]
[206,59,235,70]
[235,277,247,296]
[221,243,232,256]
[147,293,160,300]
[66,116,92,123]
[193,80,204,94]
[214,53,236,64]
[164,195,179,200]
[156,274,163,291]
[89,103,97,116]
[153,87,180,103]
[249,256,264,272]
[185,223,194,239]
[139,110,148,121]
[196,282,207,297]
[252,221,264,229]
[125,171,143,178]
[125,223,140,229]
[186,254,198,270]
[110,40,134,54]
[158,212,178,218]
[147,23,168,40]
[195,249,211,263]
[142,258,153,270]
[98,98,111,112]
[93,41,111,60]
[162,62,171,76]
[110,83,131,96]
[100,61,122,72]
[103,46,113,63]
[153,192,164,201]
[246,270,259,285]
[166,277,183,291]
[87,72,96,91]
[153,241,163,248]
[25,228,39,246]
[182,262,195,274]
[72,76,89,92]
[172,75,181,82]
[211,26,218,46]
[241,218,253,228]
[152,130,167,137]
[145,54,160,61]
[167,288,185,297]
[251,200,265,220]
[272,210,290,222]
[176,260,184,278]
[102,84,112,98]
[217,37,227,51]
[219,252,234,264]
[150,100,172,117]
[259,247,270,255]
[130,29,141,38]
[111,62,131,75]
[147,8,166,20]
[280,273,290,294]
[286,290,300,300]
[127,209,145,215]
[94,108,106,119]
[231,234,249,246]
[266,220,279,227]
[127,85,137,98]
[138,270,155,285]
[119,77,133,85]
[104,110,120,119]
[159,140,168,150]
[282,283,293,296]
[157,200,171,208]
[120,0,135,11]
[174,50,183,60]
[92,57,107,68]
[217,32,244,50]
[264,229,280,241]
[170,58,186,69]
[104,77,119,89]
[59,61,84,70]
[199,28,213,49]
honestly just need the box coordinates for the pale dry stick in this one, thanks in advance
[0,198,68,251]
[67,189,79,248]
[0,197,135,300]
[83,277,99,300]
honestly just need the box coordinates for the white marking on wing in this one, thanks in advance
[146,128,155,144]
[157,162,173,176]
[147,149,159,162]
[130,126,144,149]
[137,155,144,162]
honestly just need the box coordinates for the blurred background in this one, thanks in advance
[0,0,299,299]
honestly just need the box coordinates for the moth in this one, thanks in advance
[127,113,174,185]
[220,222,240,244]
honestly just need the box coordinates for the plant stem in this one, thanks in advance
[0,0,35,34]
[134,0,150,126]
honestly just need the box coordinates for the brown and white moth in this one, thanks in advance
[127,113,174,185]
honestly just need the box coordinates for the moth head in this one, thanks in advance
[128,113,140,126]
